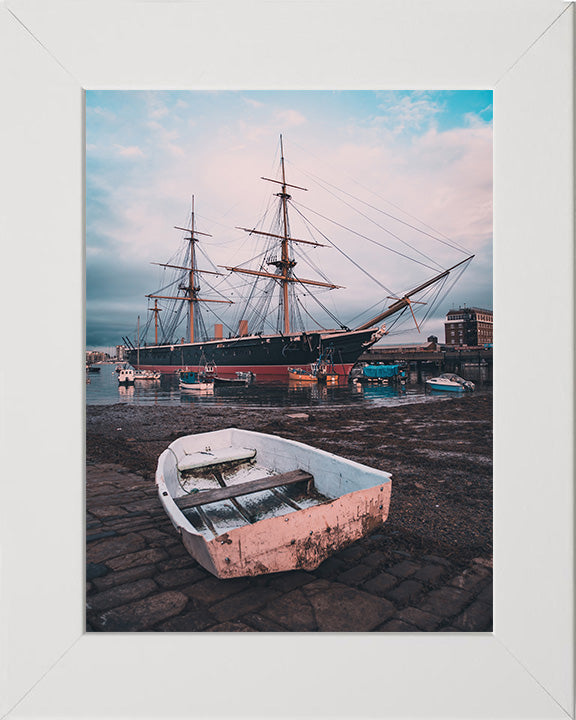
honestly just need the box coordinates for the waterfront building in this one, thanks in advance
[444,306,493,346]
[86,350,110,364]
[116,345,126,361]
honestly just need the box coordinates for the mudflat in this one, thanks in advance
[87,392,492,562]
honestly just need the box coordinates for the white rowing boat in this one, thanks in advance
[156,428,392,578]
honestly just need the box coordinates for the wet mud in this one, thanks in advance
[86,392,492,565]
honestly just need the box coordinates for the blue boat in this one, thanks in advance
[179,370,213,391]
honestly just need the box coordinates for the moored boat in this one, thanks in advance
[133,369,161,380]
[178,370,213,391]
[117,366,135,385]
[426,373,475,392]
[355,363,406,385]
[287,367,317,383]
[213,371,254,386]
[156,428,392,578]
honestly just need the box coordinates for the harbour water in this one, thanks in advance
[86,363,488,408]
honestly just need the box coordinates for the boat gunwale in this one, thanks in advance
[156,428,392,542]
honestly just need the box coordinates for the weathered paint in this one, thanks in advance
[180,483,391,578]
[156,428,392,578]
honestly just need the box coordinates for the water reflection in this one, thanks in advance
[86,362,483,409]
[359,384,406,401]
[117,384,135,398]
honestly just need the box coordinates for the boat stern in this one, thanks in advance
[182,482,391,579]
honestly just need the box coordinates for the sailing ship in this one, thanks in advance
[126,137,473,379]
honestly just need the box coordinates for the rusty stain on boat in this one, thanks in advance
[156,428,392,578]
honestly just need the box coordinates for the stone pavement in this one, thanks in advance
[86,463,492,632]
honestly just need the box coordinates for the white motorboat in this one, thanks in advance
[426,373,475,392]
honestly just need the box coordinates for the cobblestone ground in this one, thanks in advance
[86,463,492,632]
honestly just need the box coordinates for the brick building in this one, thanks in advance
[444,306,493,346]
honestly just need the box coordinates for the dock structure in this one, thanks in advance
[359,343,493,382]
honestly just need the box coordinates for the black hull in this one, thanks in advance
[127,327,382,378]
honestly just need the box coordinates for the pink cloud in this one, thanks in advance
[114,144,144,158]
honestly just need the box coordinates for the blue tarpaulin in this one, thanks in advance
[362,364,401,379]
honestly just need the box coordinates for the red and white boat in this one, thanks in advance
[156,428,392,578]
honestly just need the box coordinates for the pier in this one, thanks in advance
[360,343,493,383]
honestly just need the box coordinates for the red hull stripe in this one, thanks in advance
[139,363,354,377]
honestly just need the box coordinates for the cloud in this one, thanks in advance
[374,92,442,134]
[89,106,116,121]
[244,98,265,108]
[275,109,307,128]
[114,144,145,158]
[146,94,170,119]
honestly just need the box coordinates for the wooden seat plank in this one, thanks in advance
[174,469,313,510]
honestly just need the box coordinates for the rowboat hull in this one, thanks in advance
[156,428,392,578]
[179,381,213,391]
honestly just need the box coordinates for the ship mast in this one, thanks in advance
[220,136,342,335]
[147,197,231,344]
[137,315,140,369]
[148,299,161,345]
[278,135,291,334]
[188,196,198,342]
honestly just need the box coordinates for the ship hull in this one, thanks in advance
[127,327,382,379]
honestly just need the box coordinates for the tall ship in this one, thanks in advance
[126,136,473,379]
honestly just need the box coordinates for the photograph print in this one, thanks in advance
[86,90,493,632]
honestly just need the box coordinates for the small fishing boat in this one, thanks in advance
[288,366,338,384]
[287,367,317,383]
[213,371,254,386]
[86,364,101,373]
[156,428,392,578]
[289,350,339,384]
[426,373,475,392]
[179,370,213,391]
[133,369,161,380]
[117,366,135,385]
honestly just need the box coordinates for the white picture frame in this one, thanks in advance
[0,1,573,718]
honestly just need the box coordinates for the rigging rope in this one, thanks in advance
[295,168,446,269]
[292,163,472,257]
[286,140,472,255]
[292,199,442,273]
[289,202,395,295]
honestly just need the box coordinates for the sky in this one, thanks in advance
[86,90,492,351]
